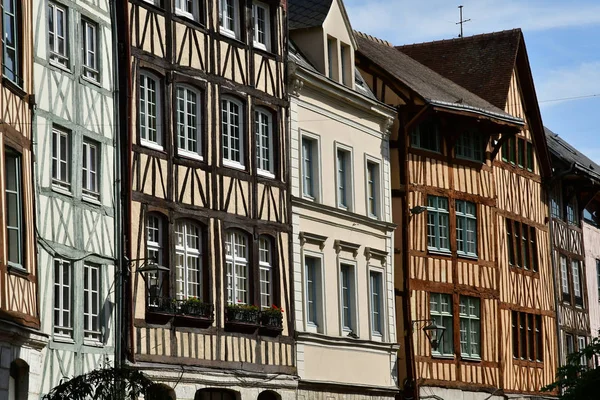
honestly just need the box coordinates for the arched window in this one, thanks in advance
[225,230,249,304]
[146,213,168,302]
[255,108,274,176]
[139,71,162,149]
[221,97,244,168]
[176,85,202,159]
[258,391,280,400]
[175,221,203,300]
[259,236,273,309]
[147,383,177,400]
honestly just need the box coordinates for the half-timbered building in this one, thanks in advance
[545,127,600,367]
[288,1,399,399]
[356,29,557,399]
[117,0,294,398]
[32,0,118,394]
[0,0,47,398]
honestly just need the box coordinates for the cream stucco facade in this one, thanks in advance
[289,1,398,398]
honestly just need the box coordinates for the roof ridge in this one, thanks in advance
[353,30,393,47]
[395,28,522,49]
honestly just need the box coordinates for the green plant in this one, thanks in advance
[261,305,284,317]
[226,303,259,312]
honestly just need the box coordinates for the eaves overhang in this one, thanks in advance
[428,99,525,128]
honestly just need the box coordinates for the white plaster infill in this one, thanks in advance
[296,331,399,354]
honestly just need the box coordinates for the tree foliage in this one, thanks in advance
[543,335,600,400]
[43,367,156,400]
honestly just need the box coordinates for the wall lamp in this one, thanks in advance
[412,319,446,351]
[410,205,428,215]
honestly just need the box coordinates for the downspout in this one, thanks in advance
[115,0,134,363]
[109,0,122,369]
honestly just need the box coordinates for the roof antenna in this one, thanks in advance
[456,5,471,38]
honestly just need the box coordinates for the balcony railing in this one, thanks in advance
[146,296,214,327]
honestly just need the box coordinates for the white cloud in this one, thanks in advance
[536,62,600,107]
[346,0,600,44]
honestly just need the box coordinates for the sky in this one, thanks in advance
[344,0,600,163]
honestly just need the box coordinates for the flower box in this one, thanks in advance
[225,304,260,333]
[259,305,284,336]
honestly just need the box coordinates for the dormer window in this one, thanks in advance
[340,43,351,87]
[252,2,270,51]
[220,0,239,39]
[327,36,338,80]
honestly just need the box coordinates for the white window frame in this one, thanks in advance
[456,200,477,257]
[369,269,385,340]
[82,18,99,82]
[459,296,480,359]
[220,0,239,39]
[51,127,71,191]
[335,144,353,211]
[301,133,321,201]
[82,139,100,200]
[430,292,454,357]
[578,336,587,366]
[83,263,102,342]
[225,230,249,305]
[142,0,161,5]
[339,261,357,334]
[176,85,203,160]
[175,0,196,20]
[3,0,20,83]
[53,259,73,339]
[252,1,270,51]
[48,2,69,68]
[427,196,450,253]
[572,260,582,305]
[5,148,23,269]
[365,157,381,219]
[146,214,167,304]
[560,255,569,296]
[139,71,163,150]
[340,43,351,87]
[175,221,203,300]
[259,236,273,309]
[221,97,244,169]
[304,252,324,333]
[255,108,274,177]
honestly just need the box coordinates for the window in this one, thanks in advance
[370,271,383,336]
[225,231,248,304]
[82,139,100,199]
[252,2,270,51]
[221,97,244,168]
[255,109,274,176]
[82,19,99,81]
[336,148,351,209]
[301,137,318,199]
[9,359,29,400]
[175,0,196,19]
[572,260,583,307]
[305,256,323,332]
[502,136,516,164]
[427,196,450,253]
[5,147,23,269]
[456,131,484,162]
[51,127,70,190]
[430,293,453,356]
[526,142,534,172]
[139,72,162,149]
[327,37,337,80]
[566,196,579,226]
[175,221,202,300]
[176,86,202,159]
[340,263,356,332]
[220,0,239,38]
[411,119,440,152]
[596,259,600,301]
[259,236,273,309]
[459,296,480,358]
[565,333,574,357]
[48,2,68,67]
[366,161,380,218]
[550,190,561,219]
[53,259,72,338]
[512,311,543,361]
[578,336,587,366]
[83,263,101,341]
[340,43,351,86]
[560,255,569,297]
[146,215,167,302]
[3,0,20,83]
[502,136,534,171]
[456,200,477,257]
[506,219,538,272]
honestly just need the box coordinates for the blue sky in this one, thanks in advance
[345,0,600,163]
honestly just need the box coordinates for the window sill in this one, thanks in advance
[82,194,102,205]
[52,334,74,344]
[174,9,195,20]
[83,339,104,348]
[223,160,246,171]
[460,355,481,362]
[2,77,26,98]
[457,252,478,261]
[52,184,72,197]
[220,27,240,41]
[432,353,455,360]
[7,264,29,277]
[253,41,270,53]
[257,169,275,179]
[371,332,383,342]
[140,140,164,152]
[80,74,101,88]
[178,149,204,162]
[49,60,72,74]
[305,323,319,334]
[368,213,380,221]
[427,248,452,257]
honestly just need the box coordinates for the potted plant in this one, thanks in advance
[259,305,284,336]
[174,297,214,328]
[225,303,260,332]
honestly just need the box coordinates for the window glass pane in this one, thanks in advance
[225,231,248,304]
[222,99,242,165]
[175,221,203,300]
[259,237,272,309]
[370,271,382,335]
[255,110,272,173]
[430,293,453,355]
